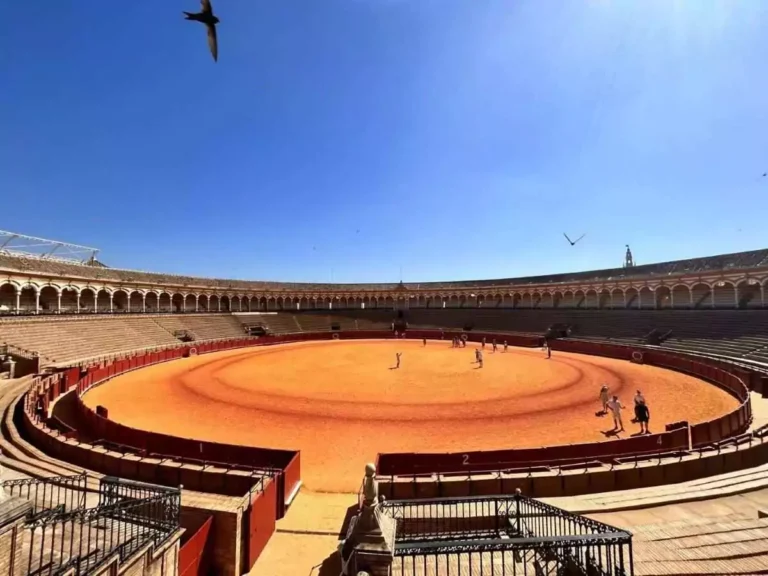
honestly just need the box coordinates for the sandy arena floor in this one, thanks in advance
[83,340,738,493]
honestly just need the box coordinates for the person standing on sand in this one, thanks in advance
[395,352,402,369]
[607,395,625,432]
[598,385,611,415]
[634,390,650,434]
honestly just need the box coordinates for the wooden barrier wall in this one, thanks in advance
[179,514,214,576]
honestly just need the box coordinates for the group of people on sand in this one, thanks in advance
[599,385,650,435]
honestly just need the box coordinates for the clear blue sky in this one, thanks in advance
[1,1,766,283]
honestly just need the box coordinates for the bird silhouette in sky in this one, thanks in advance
[563,232,586,246]
[184,0,219,62]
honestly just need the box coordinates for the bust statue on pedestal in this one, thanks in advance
[340,463,396,576]
[362,463,378,507]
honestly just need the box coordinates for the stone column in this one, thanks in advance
[57,291,62,314]
[14,290,20,314]
[34,291,40,315]
[76,292,81,313]
[94,292,98,313]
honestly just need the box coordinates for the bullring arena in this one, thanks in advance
[82,340,737,494]
[2,235,768,575]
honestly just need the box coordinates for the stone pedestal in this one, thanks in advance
[343,503,396,576]
[341,464,396,576]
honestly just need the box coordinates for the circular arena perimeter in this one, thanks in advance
[82,339,739,493]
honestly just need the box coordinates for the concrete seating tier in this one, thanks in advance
[0,314,246,363]
[233,313,301,334]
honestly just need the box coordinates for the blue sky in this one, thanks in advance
[1,1,766,283]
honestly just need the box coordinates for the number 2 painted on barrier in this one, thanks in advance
[462,454,470,466]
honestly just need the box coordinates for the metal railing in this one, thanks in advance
[0,472,88,518]
[381,493,633,576]
[5,475,180,576]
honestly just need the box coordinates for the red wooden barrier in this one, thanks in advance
[246,479,278,571]
[178,515,213,576]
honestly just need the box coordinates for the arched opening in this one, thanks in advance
[638,287,654,309]
[19,286,38,313]
[625,288,639,308]
[737,280,762,309]
[80,288,96,313]
[584,290,598,308]
[159,293,172,312]
[0,283,17,313]
[174,294,187,312]
[96,290,111,313]
[384,297,394,309]
[610,289,624,309]
[38,286,59,313]
[552,292,562,308]
[209,295,220,311]
[574,291,586,308]
[597,290,611,309]
[521,293,532,308]
[60,287,79,313]
[712,282,736,308]
[655,286,672,309]
[540,293,553,308]
[531,293,541,309]
[691,283,711,308]
[561,292,574,308]
[221,295,231,312]
[198,295,209,312]
[128,292,143,313]
[671,285,691,309]
[112,290,129,312]
[145,292,159,312]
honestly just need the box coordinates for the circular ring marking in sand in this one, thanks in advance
[82,339,739,492]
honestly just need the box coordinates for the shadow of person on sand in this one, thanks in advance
[601,429,620,438]
[310,550,341,576]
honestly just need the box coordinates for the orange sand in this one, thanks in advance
[82,340,738,493]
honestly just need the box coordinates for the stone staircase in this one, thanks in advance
[632,515,768,575]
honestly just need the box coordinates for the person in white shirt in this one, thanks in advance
[606,395,624,431]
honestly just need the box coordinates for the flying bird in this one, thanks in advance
[563,232,586,246]
[184,0,219,62]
